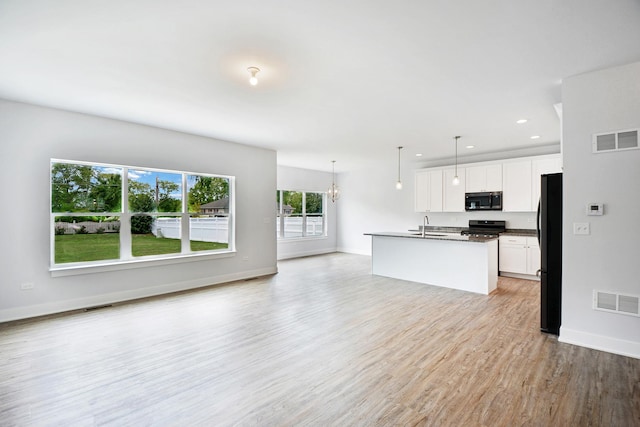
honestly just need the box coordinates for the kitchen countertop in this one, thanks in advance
[500,229,537,237]
[365,232,497,243]
[407,226,537,237]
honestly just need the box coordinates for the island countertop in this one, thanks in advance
[364,231,497,243]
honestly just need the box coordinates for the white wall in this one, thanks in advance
[336,160,541,256]
[276,165,337,259]
[560,61,640,358]
[0,100,277,322]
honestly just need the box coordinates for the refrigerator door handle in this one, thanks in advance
[536,198,541,246]
[536,269,541,278]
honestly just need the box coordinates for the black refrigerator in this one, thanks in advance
[537,173,562,335]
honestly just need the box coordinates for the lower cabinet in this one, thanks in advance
[499,235,540,277]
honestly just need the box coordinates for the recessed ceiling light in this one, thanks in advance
[466,145,475,149]
[530,135,540,140]
[415,153,423,157]
[516,119,528,124]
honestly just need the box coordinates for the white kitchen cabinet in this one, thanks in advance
[502,160,532,211]
[465,164,502,192]
[443,167,466,212]
[499,235,540,277]
[414,169,443,212]
[531,157,562,209]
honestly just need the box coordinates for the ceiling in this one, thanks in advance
[1,0,640,173]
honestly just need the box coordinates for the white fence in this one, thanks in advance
[154,217,228,243]
[276,216,325,238]
[54,217,229,243]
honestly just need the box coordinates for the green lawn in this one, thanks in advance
[55,233,228,264]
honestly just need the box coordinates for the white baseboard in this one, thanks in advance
[559,326,640,359]
[336,246,371,256]
[277,248,336,261]
[0,266,277,323]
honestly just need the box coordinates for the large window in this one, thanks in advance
[51,159,234,269]
[276,190,326,239]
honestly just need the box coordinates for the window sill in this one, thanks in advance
[50,250,236,277]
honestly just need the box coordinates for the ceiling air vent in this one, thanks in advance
[594,290,640,317]
[593,129,638,153]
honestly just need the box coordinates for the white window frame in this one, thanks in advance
[50,159,235,275]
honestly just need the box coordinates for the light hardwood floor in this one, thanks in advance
[1,253,639,426]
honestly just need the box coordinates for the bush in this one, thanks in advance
[55,226,66,235]
[96,227,106,234]
[131,214,153,234]
[75,225,88,234]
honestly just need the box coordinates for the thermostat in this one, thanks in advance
[587,203,604,216]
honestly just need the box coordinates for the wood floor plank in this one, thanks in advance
[1,253,639,426]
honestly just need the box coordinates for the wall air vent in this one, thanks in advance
[594,290,640,317]
[593,129,638,153]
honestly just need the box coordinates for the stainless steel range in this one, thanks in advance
[461,220,506,237]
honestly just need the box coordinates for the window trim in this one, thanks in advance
[50,159,235,273]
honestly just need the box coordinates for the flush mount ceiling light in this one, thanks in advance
[328,160,340,203]
[415,153,423,157]
[396,146,403,190]
[452,136,461,186]
[247,66,260,86]
[531,135,541,140]
[466,145,475,149]
[516,119,528,124]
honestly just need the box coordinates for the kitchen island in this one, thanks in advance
[365,232,498,294]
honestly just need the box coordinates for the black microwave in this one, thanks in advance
[465,191,502,211]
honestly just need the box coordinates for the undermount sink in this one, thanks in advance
[412,233,446,237]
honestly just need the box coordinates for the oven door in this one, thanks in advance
[465,192,491,210]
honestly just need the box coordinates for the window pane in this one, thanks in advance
[282,191,303,238]
[51,162,122,213]
[189,214,230,252]
[305,192,323,214]
[128,170,182,213]
[131,215,181,257]
[54,216,120,263]
[187,175,229,214]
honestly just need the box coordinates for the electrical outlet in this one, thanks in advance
[21,282,34,290]
[573,222,590,235]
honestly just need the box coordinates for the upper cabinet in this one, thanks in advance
[465,164,502,192]
[502,155,562,212]
[415,154,561,213]
[531,157,562,208]
[414,169,443,212]
[502,160,533,211]
[443,168,466,212]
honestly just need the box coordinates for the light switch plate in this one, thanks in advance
[573,222,590,235]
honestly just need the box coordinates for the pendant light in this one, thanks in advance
[328,160,340,202]
[395,146,403,190]
[452,136,461,186]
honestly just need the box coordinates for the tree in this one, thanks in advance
[157,179,181,212]
[305,192,323,215]
[128,180,155,212]
[90,172,122,212]
[188,176,229,212]
[51,163,94,212]
[128,180,155,234]
[283,191,302,215]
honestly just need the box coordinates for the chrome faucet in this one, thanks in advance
[422,215,429,237]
